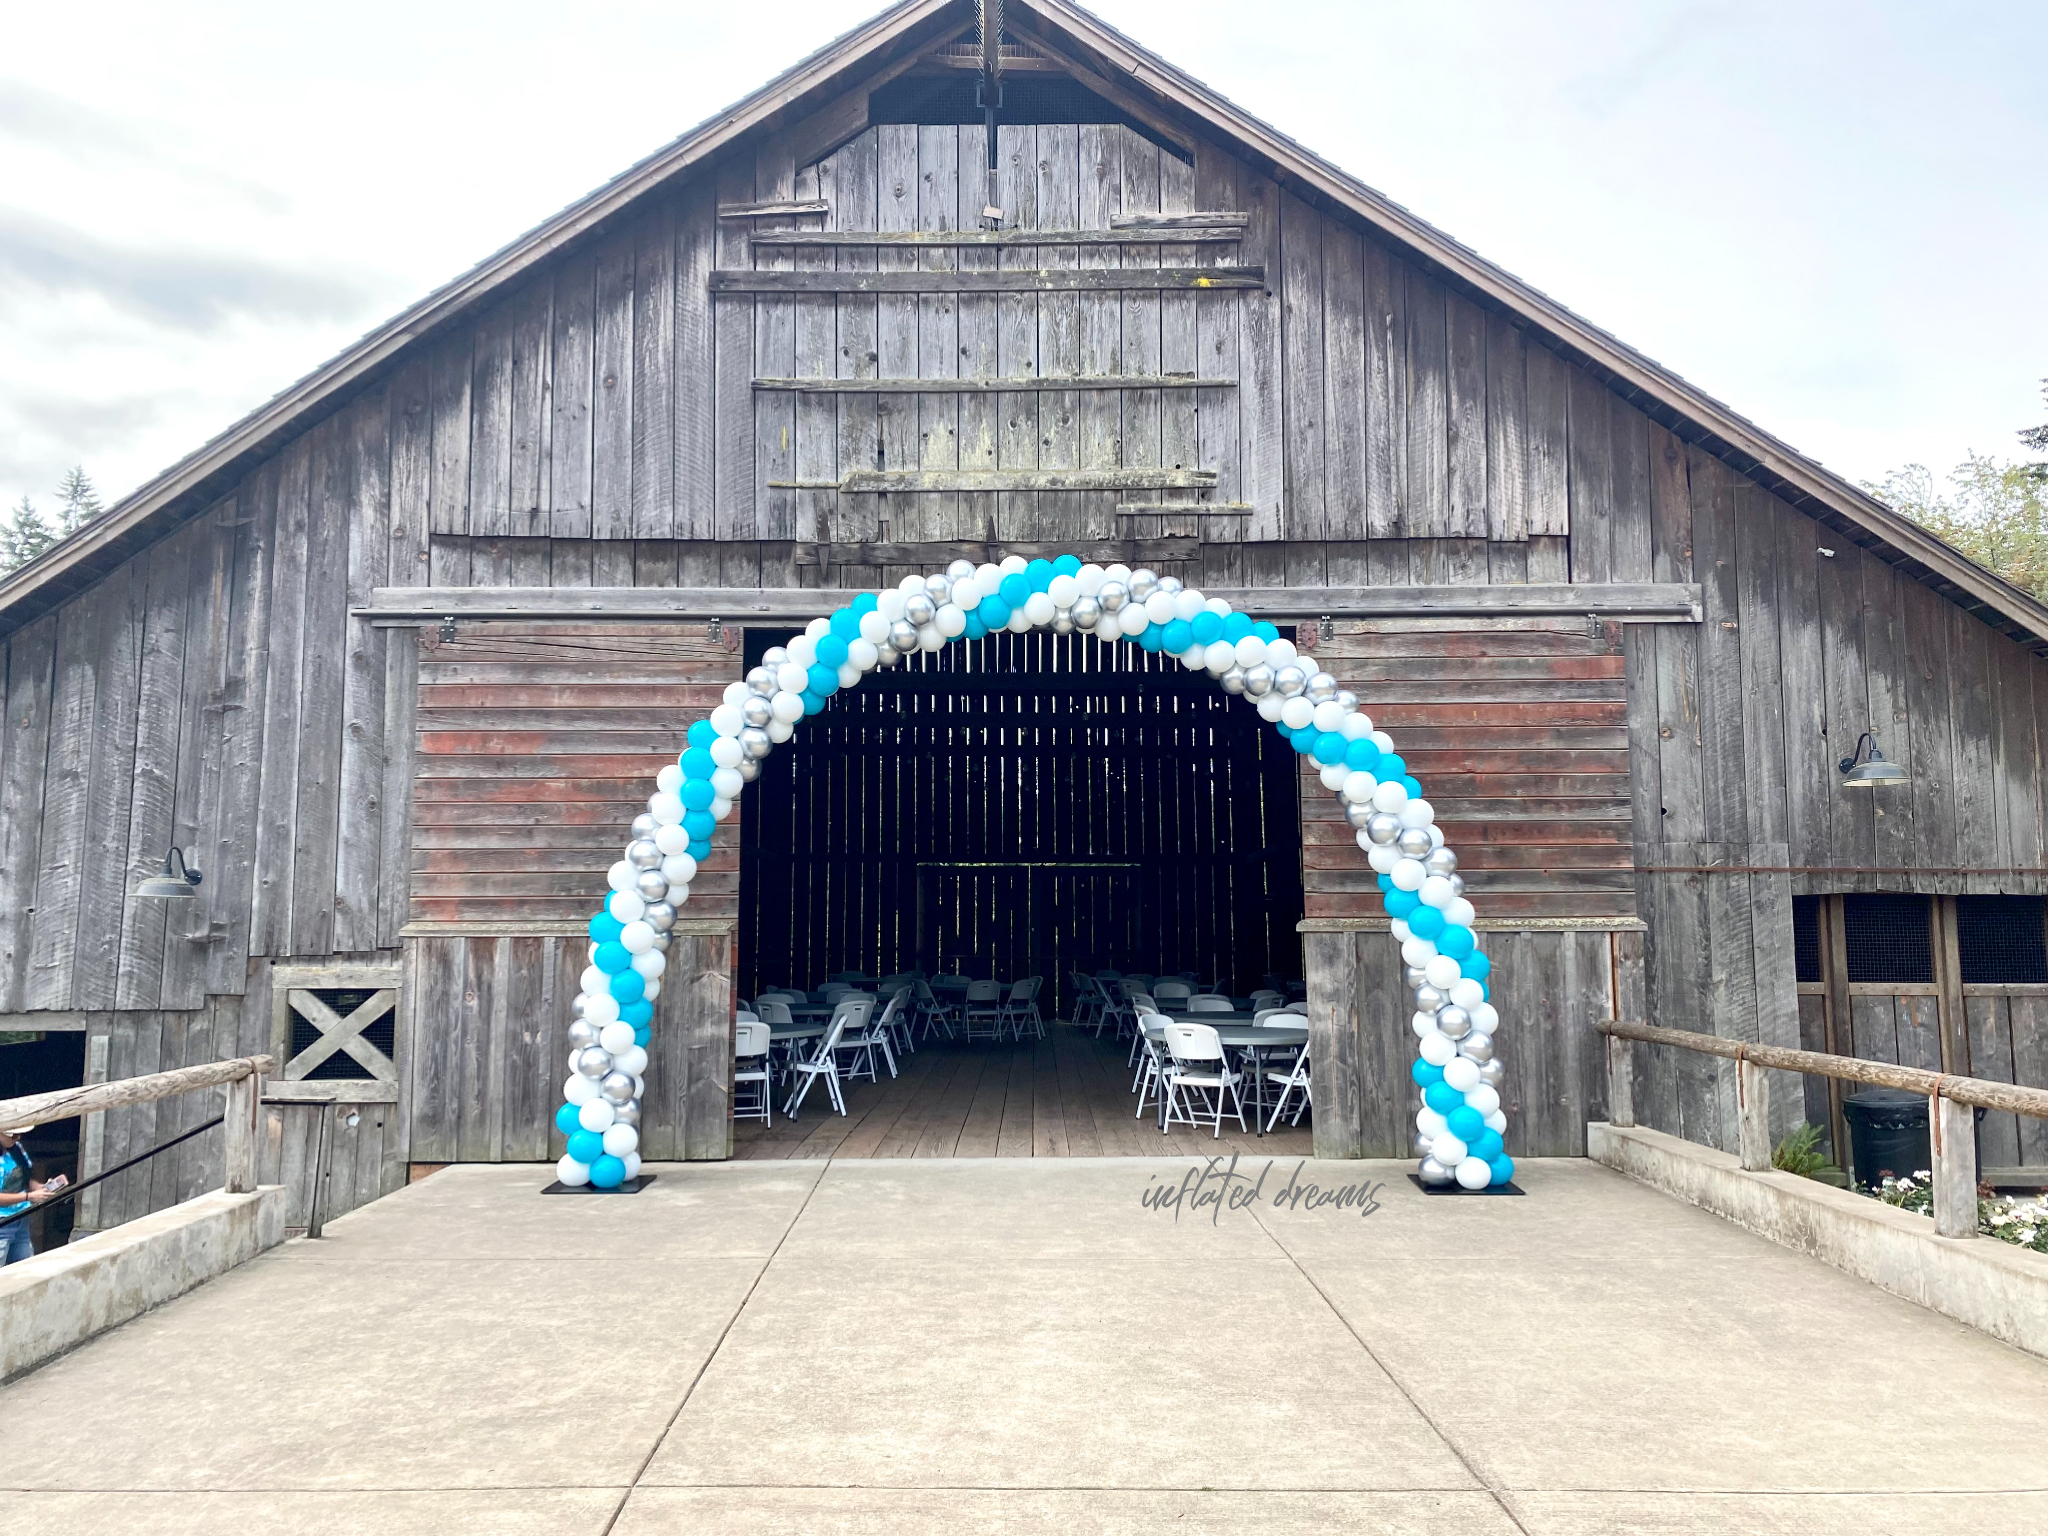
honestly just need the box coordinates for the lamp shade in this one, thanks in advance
[135,847,203,899]
[1838,733,1907,789]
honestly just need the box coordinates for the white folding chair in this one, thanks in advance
[1132,1006,1172,1120]
[1250,989,1287,1013]
[914,977,961,1041]
[834,992,897,1082]
[1264,1039,1312,1131]
[785,997,872,1119]
[1187,994,1233,1013]
[962,979,1006,1040]
[1069,970,1102,1032]
[733,1019,773,1125]
[1152,980,1193,1009]
[1002,978,1044,1039]
[877,984,916,1056]
[1161,1022,1247,1138]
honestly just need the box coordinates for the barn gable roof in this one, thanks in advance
[4,0,2040,652]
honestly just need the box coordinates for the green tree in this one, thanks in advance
[2021,379,2048,484]
[1,495,58,573]
[1865,453,2048,603]
[54,465,103,535]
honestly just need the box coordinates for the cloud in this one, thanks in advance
[0,206,373,330]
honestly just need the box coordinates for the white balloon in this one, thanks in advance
[1341,771,1377,804]
[1103,563,1132,583]
[563,1074,599,1106]
[1447,981,1485,1013]
[607,891,645,925]
[1401,937,1438,967]
[599,1021,636,1055]
[936,603,967,637]
[1234,635,1268,668]
[1313,700,1347,733]
[1371,730,1396,754]
[1341,713,1374,739]
[1468,1084,1501,1116]
[1205,645,1235,676]
[1367,843,1401,873]
[1256,694,1286,722]
[878,589,908,621]
[710,736,743,768]
[1265,638,1298,668]
[1118,603,1150,637]
[1047,574,1080,607]
[1443,1057,1481,1093]
[1076,564,1106,596]
[607,860,635,893]
[767,718,794,743]
[655,763,684,793]
[651,825,688,859]
[1417,1106,1448,1138]
[1144,590,1175,624]
[1470,1003,1500,1033]
[1455,1156,1493,1190]
[1419,1030,1456,1066]
[1431,1131,1468,1165]
[711,766,744,799]
[859,610,891,645]
[722,680,751,708]
[583,992,620,1025]
[837,663,860,689]
[709,704,744,738]
[622,1151,642,1179]
[1280,697,1315,730]
[556,1154,591,1186]
[632,949,666,979]
[1390,859,1426,892]
[1319,762,1349,791]
[919,623,946,651]
[1390,917,1413,942]
[1419,875,1455,909]
[1411,1011,1437,1038]
[999,553,1029,576]
[1425,955,1462,990]
[620,921,656,954]
[615,1045,649,1078]
[1093,614,1122,642]
[848,637,879,670]
[1485,1110,1508,1133]
[649,793,684,825]
[776,662,808,694]
[1372,780,1410,812]
[805,617,830,639]
[578,1100,616,1132]
[1173,589,1205,620]
[665,881,691,906]
[1025,592,1056,626]
[1180,645,1208,671]
[602,1123,639,1158]
[1398,798,1435,829]
[640,977,661,1001]
[786,635,817,667]
[663,852,698,885]
[1444,897,1477,928]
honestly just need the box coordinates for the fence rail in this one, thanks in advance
[0,1055,273,1197]
[1597,1020,2048,1241]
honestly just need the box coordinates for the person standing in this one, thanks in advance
[0,1126,63,1265]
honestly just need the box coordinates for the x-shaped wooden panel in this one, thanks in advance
[284,990,398,1083]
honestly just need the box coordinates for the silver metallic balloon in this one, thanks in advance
[737,756,761,781]
[1070,595,1102,628]
[1157,575,1183,597]
[1458,1032,1493,1064]
[634,869,669,901]
[650,930,671,951]
[1436,1005,1472,1040]
[644,900,677,932]
[574,1046,613,1078]
[1366,812,1402,845]
[924,573,952,605]
[903,592,936,626]
[1447,874,1465,898]
[631,812,660,842]
[1097,580,1128,613]
[888,619,920,652]
[1417,1154,1455,1186]
[1478,1058,1506,1088]
[1219,667,1247,695]
[599,1070,637,1104]
[1425,846,1459,876]
[741,693,774,728]
[1128,568,1159,600]
[746,666,777,696]
[1344,802,1375,829]
[1274,664,1307,696]
[567,1019,600,1050]
[1413,1131,1437,1158]
[1396,827,1434,858]
[1305,670,1339,703]
[1052,613,1075,635]
[1241,663,1275,697]
[1413,984,1446,1013]
[611,1099,641,1127]
[947,558,977,582]
[1335,689,1358,711]
[1403,965,1429,990]
[571,993,593,1022]
[739,725,773,759]
[628,838,662,869]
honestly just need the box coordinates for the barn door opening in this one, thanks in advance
[739,629,1303,1019]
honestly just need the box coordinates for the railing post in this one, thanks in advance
[1931,1093,1978,1240]
[1737,1057,1771,1172]
[223,1068,260,1194]
[1606,1032,1635,1128]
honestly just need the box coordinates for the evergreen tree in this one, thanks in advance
[2021,379,2048,485]
[1,496,57,573]
[54,466,103,534]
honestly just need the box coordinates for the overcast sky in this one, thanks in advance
[3,0,2043,518]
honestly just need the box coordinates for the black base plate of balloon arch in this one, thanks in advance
[541,1174,656,1195]
[1407,1176,1525,1196]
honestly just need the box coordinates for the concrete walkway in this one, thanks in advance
[2,1157,2045,1533]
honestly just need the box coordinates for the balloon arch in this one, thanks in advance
[553,553,1513,1191]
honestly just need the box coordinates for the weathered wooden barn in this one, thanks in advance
[5,0,2047,1230]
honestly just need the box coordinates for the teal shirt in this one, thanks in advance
[0,1145,32,1221]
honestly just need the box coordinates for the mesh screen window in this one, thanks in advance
[1842,894,1933,984]
[1792,896,1822,983]
[1956,895,2048,983]
[288,989,396,1081]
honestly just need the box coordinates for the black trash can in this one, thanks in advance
[1842,1088,1985,1187]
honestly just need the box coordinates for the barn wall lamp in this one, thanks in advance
[1839,731,1908,789]
[135,845,204,899]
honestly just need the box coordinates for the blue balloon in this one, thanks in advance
[1384,887,1420,919]
[1470,1127,1504,1162]
[850,592,878,615]
[1291,727,1317,753]
[1026,558,1055,592]
[1377,752,1406,781]
[633,1024,652,1046]
[681,746,716,780]
[1424,1080,1463,1115]
[999,572,1030,606]
[801,690,825,715]
[1137,623,1164,653]
[1345,738,1382,772]
[1447,1104,1484,1141]
[1401,775,1423,798]
[567,1128,606,1164]
[1461,951,1492,982]
[590,1154,627,1189]
[1313,731,1348,765]
[687,719,717,750]
[594,941,632,974]
[1377,872,1394,892]
[807,663,838,696]
[964,611,988,640]
[1053,553,1082,576]
[1161,618,1193,653]
[980,596,1012,628]
[555,1103,583,1136]
[829,607,860,640]
[1410,1058,1444,1087]
[685,826,715,856]
[1437,924,1475,960]
[588,912,623,944]
[1488,1154,1515,1187]
[620,998,653,1026]
[1408,905,1446,940]
[683,809,716,841]
[609,969,645,1003]
[1190,611,1224,646]
[1253,621,1279,642]
[681,778,714,811]
[816,633,849,668]
[1223,612,1253,643]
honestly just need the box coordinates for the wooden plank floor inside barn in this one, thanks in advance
[733,1022,1314,1159]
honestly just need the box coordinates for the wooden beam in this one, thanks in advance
[709,267,1265,294]
[358,580,1703,625]
[753,374,1223,393]
[834,468,1220,493]
[748,227,1244,246]
[0,1055,275,1131]
[796,537,1200,567]
[716,199,831,219]
[1110,212,1249,231]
